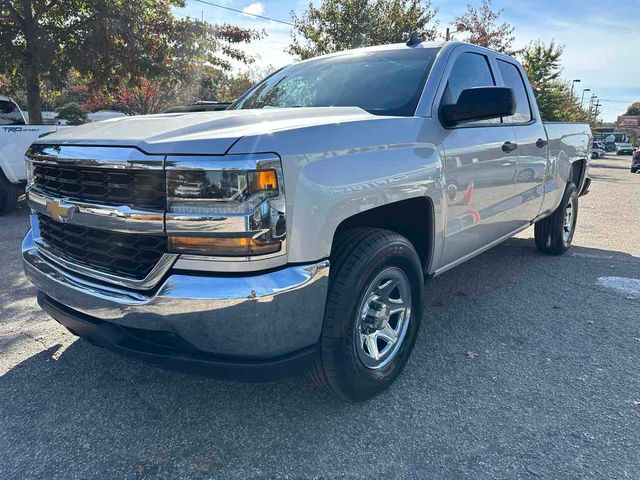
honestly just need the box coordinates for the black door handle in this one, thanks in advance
[536,138,548,148]
[502,141,518,153]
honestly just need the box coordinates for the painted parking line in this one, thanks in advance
[597,276,640,300]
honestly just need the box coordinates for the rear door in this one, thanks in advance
[436,49,519,268]
[495,59,547,225]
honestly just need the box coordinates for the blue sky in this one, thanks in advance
[174,0,639,122]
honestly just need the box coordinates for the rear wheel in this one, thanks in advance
[534,183,578,255]
[0,173,18,216]
[310,228,424,401]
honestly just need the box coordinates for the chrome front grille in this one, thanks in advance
[37,214,166,280]
[32,163,165,211]
[25,145,175,287]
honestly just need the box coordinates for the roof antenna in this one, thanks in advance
[406,31,423,46]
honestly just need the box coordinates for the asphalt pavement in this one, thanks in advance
[1,154,639,479]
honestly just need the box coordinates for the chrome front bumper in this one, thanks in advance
[22,229,330,359]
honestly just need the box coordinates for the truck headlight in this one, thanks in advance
[165,154,286,257]
[25,158,35,187]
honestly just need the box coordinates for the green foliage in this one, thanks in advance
[520,40,563,87]
[452,0,516,55]
[625,102,640,116]
[289,0,439,59]
[55,103,87,125]
[520,41,589,122]
[0,0,260,121]
[0,0,88,122]
[76,65,272,115]
[193,66,274,103]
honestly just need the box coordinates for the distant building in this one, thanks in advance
[617,115,640,127]
[616,116,640,146]
[594,127,629,143]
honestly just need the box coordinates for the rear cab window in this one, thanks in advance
[496,60,532,123]
[0,99,26,125]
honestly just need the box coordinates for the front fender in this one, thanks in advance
[229,117,446,265]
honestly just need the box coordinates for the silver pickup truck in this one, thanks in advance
[22,41,591,401]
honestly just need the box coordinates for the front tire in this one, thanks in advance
[0,173,18,216]
[534,183,579,255]
[310,228,424,401]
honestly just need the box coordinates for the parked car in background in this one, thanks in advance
[631,149,640,173]
[590,143,605,159]
[163,101,231,113]
[86,110,127,123]
[22,41,591,401]
[0,95,69,215]
[616,143,635,155]
[603,141,617,152]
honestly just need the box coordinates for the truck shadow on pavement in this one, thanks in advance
[589,162,632,171]
[2,236,640,478]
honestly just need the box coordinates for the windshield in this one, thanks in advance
[230,48,439,117]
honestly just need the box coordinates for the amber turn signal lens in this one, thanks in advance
[249,169,278,192]
[169,236,281,256]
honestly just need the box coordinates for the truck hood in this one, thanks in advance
[37,107,374,155]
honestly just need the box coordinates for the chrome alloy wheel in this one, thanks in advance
[356,267,412,370]
[563,196,576,242]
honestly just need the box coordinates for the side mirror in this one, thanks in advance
[440,86,516,127]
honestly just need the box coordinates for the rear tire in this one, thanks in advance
[0,173,18,216]
[310,228,424,402]
[534,183,578,255]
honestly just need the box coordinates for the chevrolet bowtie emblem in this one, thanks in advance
[46,200,77,223]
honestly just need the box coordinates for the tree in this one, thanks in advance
[452,0,516,55]
[520,40,564,120]
[190,65,273,103]
[77,64,271,115]
[289,0,439,59]
[520,41,589,122]
[625,102,640,116]
[0,1,260,122]
[55,103,87,125]
[0,0,85,123]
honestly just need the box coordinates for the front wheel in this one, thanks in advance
[310,228,424,401]
[534,183,579,255]
[0,173,18,216]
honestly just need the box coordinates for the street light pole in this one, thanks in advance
[593,102,602,122]
[445,28,458,41]
[570,79,581,97]
[580,88,591,108]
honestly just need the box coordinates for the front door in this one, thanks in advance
[437,50,519,268]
